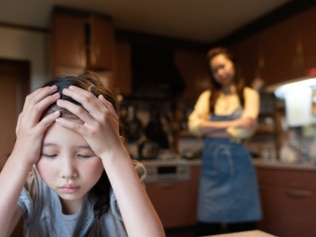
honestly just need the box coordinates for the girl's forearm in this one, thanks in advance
[0,150,33,234]
[101,145,165,237]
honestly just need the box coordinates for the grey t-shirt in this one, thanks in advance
[18,167,128,237]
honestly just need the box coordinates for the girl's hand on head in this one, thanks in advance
[14,86,61,165]
[56,86,122,158]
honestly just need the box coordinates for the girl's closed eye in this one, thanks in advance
[41,144,58,159]
[41,153,58,158]
[77,154,96,159]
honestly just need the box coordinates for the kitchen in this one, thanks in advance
[2,0,316,236]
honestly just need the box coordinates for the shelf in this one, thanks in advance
[256,124,275,134]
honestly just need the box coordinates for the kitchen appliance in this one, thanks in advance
[265,75,316,162]
[284,86,312,126]
[144,162,191,183]
[268,75,316,126]
[121,105,143,142]
[144,106,169,149]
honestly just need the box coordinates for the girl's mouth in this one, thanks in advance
[59,185,79,193]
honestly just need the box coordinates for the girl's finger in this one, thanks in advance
[15,113,22,135]
[25,85,58,105]
[22,86,60,120]
[56,99,92,123]
[62,86,103,114]
[98,95,119,120]
[55,116,83,132]
[40,110,61,128]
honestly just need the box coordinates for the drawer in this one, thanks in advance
[256,167,316,188]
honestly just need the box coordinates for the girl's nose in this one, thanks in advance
[59,158,78,179]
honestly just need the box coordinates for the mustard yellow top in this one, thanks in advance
[188,86,260,138]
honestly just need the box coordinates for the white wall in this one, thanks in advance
[0,26,49,90]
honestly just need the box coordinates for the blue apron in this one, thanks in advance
[197,111,262,223]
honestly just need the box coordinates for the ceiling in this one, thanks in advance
[0,0,294,43]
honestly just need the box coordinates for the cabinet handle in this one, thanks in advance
[157,183,176,189]
[284,189,312,199]
[79,43,86,67]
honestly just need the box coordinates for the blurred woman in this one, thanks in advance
[188,47,262,235]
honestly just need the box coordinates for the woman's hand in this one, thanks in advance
[13,85,60,165]
[55,86,122,159]
[234,117,256,129]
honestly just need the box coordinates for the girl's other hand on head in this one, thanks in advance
[13,86,60,165]
[56,86,122,158]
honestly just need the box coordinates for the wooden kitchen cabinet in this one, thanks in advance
[115,41,132,95]
[51,14,86,75]
[256,167,316,237]
[259,15,302,85]
[87,15,115,70]
[51,8,116,78]
[145,164,200,229]
[230,33,261,86]
[230,15,302,86]
[300,5,316,71]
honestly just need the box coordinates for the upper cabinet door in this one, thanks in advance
[300,5,316,71]
[230,33,261,87]
[88,15,115,70]
[52,14,86,69]
[260,15,302,85]
[115,41,132,95]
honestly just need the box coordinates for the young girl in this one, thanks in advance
[0,74,165,237]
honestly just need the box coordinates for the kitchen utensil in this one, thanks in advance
[122,105,143,142]
[145,107,169,148]
[138,140,159,160]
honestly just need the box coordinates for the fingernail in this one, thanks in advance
[53,92,60,98]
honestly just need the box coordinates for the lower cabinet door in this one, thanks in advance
[146,181,194,228]
[258,184,316,237]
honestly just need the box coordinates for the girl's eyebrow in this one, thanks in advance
[77,145,93,150]
[42,143,91,150]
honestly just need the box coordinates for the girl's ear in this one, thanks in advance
[120,136,125,144]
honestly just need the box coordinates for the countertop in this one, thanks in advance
[139,158,201,167]
[140,157,316,171]
[253,158,316,171]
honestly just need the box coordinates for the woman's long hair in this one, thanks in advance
[206,47,245,114]
[42,72,117,237]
